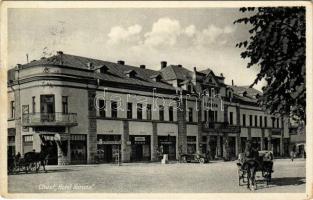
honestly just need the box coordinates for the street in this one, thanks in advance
[8,159,305,193]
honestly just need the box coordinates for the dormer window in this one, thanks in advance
[124,70,137,78]
[187,84,193,93]
[100,65,109,73]
[87,62,94,70]
[150,74,162,82]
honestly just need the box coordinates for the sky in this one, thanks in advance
[8,8,264,90]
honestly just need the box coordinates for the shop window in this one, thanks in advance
[187,136,197,154]
[146,104,152,120]
[137,103,143,120]
[71,134,87,164]
[169,106,174,122]
[127,103,132,119]
[23,135,33,153]
[159,105,164,121]
[111,101,118,118]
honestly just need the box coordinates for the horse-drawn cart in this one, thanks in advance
[8,156,40,174]
[236,151,274,190]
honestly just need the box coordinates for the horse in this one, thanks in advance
[240,141,260,191]
[24,145,50,173]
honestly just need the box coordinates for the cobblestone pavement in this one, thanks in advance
[8,159,305,193]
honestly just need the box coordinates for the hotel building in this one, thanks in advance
[7,51,290,165]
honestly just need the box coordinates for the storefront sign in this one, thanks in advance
[135,137,146,142]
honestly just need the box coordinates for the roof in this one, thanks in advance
[229,85,262,104]
[160,65,192,81]
[19,53,176,91]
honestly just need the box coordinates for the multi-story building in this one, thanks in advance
[7,51,290,165]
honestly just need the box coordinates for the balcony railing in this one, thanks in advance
[202,122,241,133]
[22,112,78,127]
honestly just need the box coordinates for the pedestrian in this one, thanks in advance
[290,150,295,162]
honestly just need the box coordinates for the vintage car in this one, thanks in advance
[180,153,209,163]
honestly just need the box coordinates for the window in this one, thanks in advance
[242,114,246,126]
[32,96,36,113]
[204,110,208,122]
[249,115,253,126]
[188,108,193,122]
[10,101,15,118]
[159,105,164,121]
[62,96,68,114]
[23,135,33,142]
[260,116,263,127]
[137,103,143,120]
[277,118,280,128]
[99,99,105,117]
[264,116,267,127]
[169,106,174,122]
[229,112,233,125]
[272,117,275,128]
[146,104,152,120]
[127,103,132,119]
[111,101,118,118]
[254,115,258,127]
[187,85,192,93]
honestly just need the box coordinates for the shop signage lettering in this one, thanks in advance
[134,137,145,142]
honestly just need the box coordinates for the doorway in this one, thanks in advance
[40,95,55,122]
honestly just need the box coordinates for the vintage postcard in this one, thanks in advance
[0,1,312,199]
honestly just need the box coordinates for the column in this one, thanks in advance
[122,120,131,162]
[247,127,252,140]
[177,98,187,154]
[87,90,97,164]
[207,135,211,159]
[151,122,158,161]
[280,130,284,157]
[261,129,265,150]
[14,87,22,154]
[236,133,241,155]
[268,129,272,151]
[216,135,222,158]
[222,133,229,160]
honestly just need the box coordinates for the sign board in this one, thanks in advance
[135,137,145,142]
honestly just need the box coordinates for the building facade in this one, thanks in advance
[7,51,290,165]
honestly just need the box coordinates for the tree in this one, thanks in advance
[234,7,306,123]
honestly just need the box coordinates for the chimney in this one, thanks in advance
[178,64,183,68]
[161,61,167,69]
[220,73,223,77]
[232,80,234,86]
[140,65,146,69]
[117,60,125,65]
[57,51,63,55]
[26,54,29,63]
[193,67,197,72]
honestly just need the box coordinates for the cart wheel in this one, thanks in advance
[29,162,37,172]
[199,158,205,164]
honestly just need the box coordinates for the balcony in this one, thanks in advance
[202,122,241,133]
[22,112,78,127]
